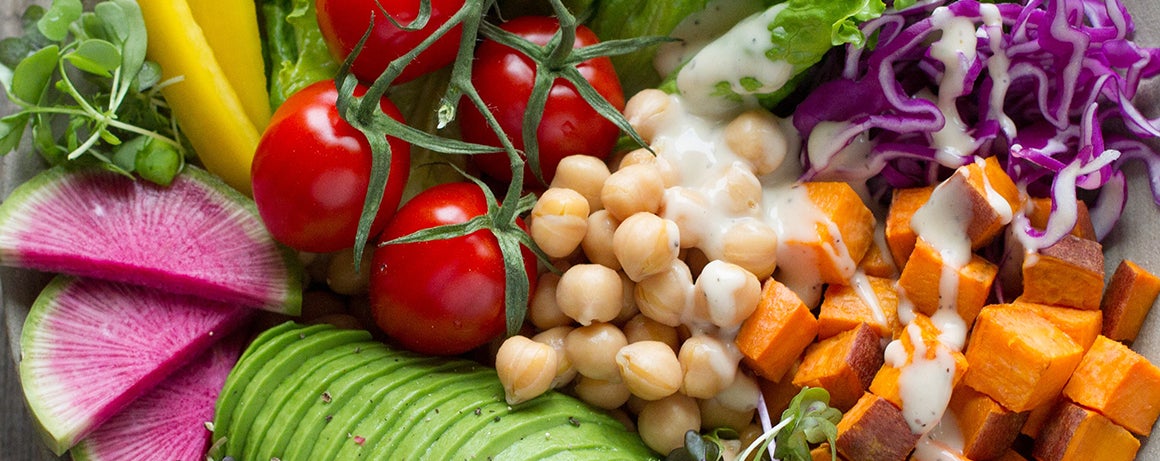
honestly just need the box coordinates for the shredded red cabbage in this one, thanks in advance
[794,0,1160,250]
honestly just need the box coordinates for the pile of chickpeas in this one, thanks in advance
[496,89,777,455]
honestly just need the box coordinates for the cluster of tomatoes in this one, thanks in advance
[249,0,626,356]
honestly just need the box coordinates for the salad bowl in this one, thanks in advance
[3,0,1160,459]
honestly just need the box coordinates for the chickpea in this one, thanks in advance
[556,264,623,326]
[601,163,665,221]
[623,88,672,143]
[528,273,571,330]
[326,246,373,295]
[530,187,590,259]
[738,423,764,451]
[613,271,640,324]
[300,290,348,321]
[572,376,631,410]
[715,372,761,414]
[564,322,628,382]
[721,218,778,279]
[622,314,679,352]
[712,164,762,215]
[613,212,680,282]
[496,335,559,405]
[723,109,789,175]
[617,147,656,170]
[580,209,620,270]
[634,259,694,327]
[550,155,611,211]
[699,397,755,433]
[637,394,701,454]
[616,341,682,401]
[679,335,738,399]
[532,326,578,388]
[658,187,710,249]
[693,260,762,330]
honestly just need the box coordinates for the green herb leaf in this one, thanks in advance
[65,39,121,76]
[0,113,30,154]
[9,44,58,104]
[37,0,83,42]
[134,137,183,186]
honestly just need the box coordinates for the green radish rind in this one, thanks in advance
[249,341,388,461]
[0,166,302,315]
[222,326,369,457]
[19,275,252,456]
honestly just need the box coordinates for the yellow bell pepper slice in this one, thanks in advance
[138,0,265,195]
[185,0,271,130]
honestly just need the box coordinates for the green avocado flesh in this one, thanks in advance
[211,323,659,460]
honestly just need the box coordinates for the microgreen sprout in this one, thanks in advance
[0,0,186,186]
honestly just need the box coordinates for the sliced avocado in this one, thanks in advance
[491,410,657,460]
[224,326,371,458]
[391,372,507,458]
[306,356,453,460]
[251,341,388,461]
[457,392,625,459]
[280,347,414,460]
[213,322,327,446]
[366,368,497,458]
[423,395,515,461]
[332,360,483,459]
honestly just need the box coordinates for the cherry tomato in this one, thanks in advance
[369,182,537,356]
[251,80,411,253]
[458,16,625,185]
[316,0,464,85]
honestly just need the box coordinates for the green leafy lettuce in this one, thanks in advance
[260,0,339,108]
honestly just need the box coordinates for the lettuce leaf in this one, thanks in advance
[260,0,338,109]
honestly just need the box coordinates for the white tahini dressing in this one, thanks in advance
[928,9,979,166]
[654,0,767,78]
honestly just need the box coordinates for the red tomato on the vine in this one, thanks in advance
[369,182,538,356]
[251,80,411,253]
[458,16,625,185]
[315,0,464,84]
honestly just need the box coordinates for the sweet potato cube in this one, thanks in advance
[792,323,884,411]
[948,384,1029,460]
[1102,260,1160,342]
[1008,301,1102,351]
[994,450,1030,461]
[1062,335,1160,436]
[1032,400,1140,461]
[736,279,819,382]
[898,238,997,325]
[780,182,876,285]
[858,240,897,278]
[817,276,900,339]
[963,305,1083,412]
[885,186,934,268]
[1020,395,1059,439]
[759,365,803,419]
[1026,196,1097,241]
[1019,234,1104,310]
[810,443,839,461]
[869,315,969,410]
[911,156,1021,250]
[836,392,920,461]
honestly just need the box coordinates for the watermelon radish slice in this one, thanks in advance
[69,332,245,461]
[19,276,253,455]
[0,166,302,314]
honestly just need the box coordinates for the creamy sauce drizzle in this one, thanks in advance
[929,9,979,165]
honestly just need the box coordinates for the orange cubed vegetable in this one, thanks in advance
[736,279,819,382]
[898,238,997,325]
[963,305,1084,412]
[792,323,884,411]
[817,276,900,339]
[836,392,920,461]
[1026,196,1097,241]
[759,367,803,420]
[859,239,898,278]
[1062,335,1160,436]
[781,182,876,285]
[1008,301,1102,351]
[869,315,969,410]
[885,186,934,269]
[1032,400,1140,461]
[1020,395,1059,439]
[810,443,839,461]
[1019,234,1104,310]
[914,156,1021,250]
[994,449,1030,461]
[1102,260,1160,342]
[948,384,1029,460]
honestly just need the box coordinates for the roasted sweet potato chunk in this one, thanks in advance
[911,156,1021,250]
[963,305,1083,412]
[868,315,969,412]
[898,238,997,325]
[792,323,884,411]
[1019,234,1104,310]
[858,240,897,278]
[817,275,899,339]
[885,186,934,269]
[736,279,818,382]
[1032,400,1139,461]
[1102,260,1160,342]
[948,384,1029,460]
[1062,335,1160,436]
[836,392,920,461]
[1026,196,1097,241]
[780,182,876,285]
[1008,301,1102,352]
